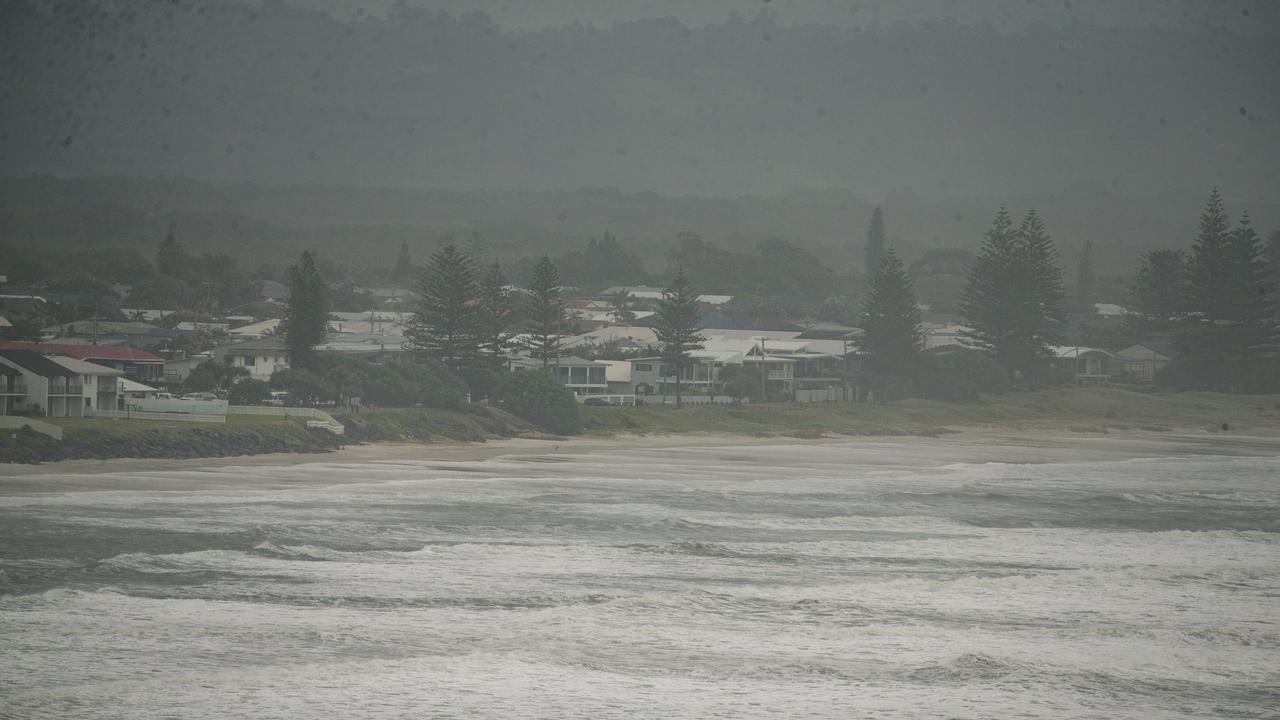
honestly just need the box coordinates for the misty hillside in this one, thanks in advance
[1,1,1276,200]
[3,175,1275,284]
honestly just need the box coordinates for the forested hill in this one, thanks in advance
[1,1,1276,201]
[3,175,1277,277]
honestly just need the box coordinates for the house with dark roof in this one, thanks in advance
[213,337,290,381]
[0,349,83,417]
[0,343,166,384]
[0,362,24,416]
[1117,342,1181,383]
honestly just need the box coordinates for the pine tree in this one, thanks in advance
[1222,213,1273,357]
[960,206,1020,374]
[406,243,481,371]
[857,249,922,400]
[476,261,516,369]
[864,206,886,275]
[1126,249,1187,337]
[157,221,185,277]
[523,255,567,368]
[654,270,705,408]
[393,240,413,281]
[1013,208,1067,384]
[280,250,329,371]
[1182,188,1233,356]
[1073,240,1096,318]
[607,289,638,325]
[1267,229,1280,337]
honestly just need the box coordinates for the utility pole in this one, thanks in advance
[758,336,766,402]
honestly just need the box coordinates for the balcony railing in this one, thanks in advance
[0,384,27,395]
[49,384,84,395]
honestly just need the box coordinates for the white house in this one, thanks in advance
[214,338,290,381]
[509,355,609,396]
[48,356,125,412]
[0,349,83,417]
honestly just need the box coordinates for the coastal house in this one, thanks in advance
[48,356,124,412]
[509,355,609,396]
[1116,342,1179,383]
[0,363,24,416]
[0,349,83,417]
[1053,346,1120,385]
[163,353,211,385]
[0,343,167,385]
[214,337,290,381]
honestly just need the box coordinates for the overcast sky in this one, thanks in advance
[2,0,1276,201]
[298,0,1278,34]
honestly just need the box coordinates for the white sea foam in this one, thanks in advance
[1,435,1278,718]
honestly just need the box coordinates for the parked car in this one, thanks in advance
[263,391,290,407]
[582,397,611,406]
[181,392,218,401]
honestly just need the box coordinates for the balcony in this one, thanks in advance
[0,384,27,396]
[49,384,84,396]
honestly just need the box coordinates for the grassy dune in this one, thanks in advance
[4,389,1277,465]
[579,388,1280,438]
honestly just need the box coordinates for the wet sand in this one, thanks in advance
[0,425,1267,483]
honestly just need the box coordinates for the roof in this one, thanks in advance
[228,318,282,336]
[41,320,159,336]
[797,321,859,339]
[119,378,160,393]
[224,337,289,352]
[0,342,164,362]
[1118,341,1180,360]
[1052,345,1118,359]
[48,356,125,376]
[0,349,78,378]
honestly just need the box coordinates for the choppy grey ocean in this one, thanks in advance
[2,434,1278,719]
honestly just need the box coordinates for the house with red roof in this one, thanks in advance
[0,343,165,384]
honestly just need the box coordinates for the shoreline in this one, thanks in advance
[2,424,1273,478]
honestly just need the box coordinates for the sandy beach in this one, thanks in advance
[2,424,1268,482]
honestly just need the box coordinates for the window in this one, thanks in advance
[635,363,653,372]
[243,355,256,366]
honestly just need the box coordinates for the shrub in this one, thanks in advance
[270,368,335,405]
[920,348,1011,401]
[299,355,469,409]
[227,378,271,405]
[185,359,249,393]
[1156,355,1280,394]
[495,369,581,435]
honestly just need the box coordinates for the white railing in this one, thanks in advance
[227,405,345,435]
[575,394,644,406]
[0,416,64,440]
[85,408,226,424]
[128,398,228,415]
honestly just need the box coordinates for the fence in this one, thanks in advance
[128,398,228,415]
[639,395,747,406]
[794,387,851,403]
[227,405,345,435]
[0,416,63,440]
[85,407,226,424]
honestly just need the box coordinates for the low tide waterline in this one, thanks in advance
[1,434,1277,719]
